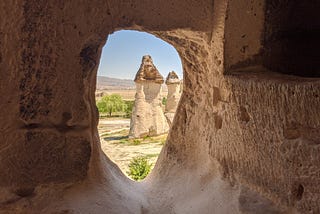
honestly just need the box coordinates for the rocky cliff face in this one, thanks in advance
[129,56,169,138]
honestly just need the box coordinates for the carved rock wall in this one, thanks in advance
[0,0,319,213]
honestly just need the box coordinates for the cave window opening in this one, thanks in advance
[96,30,183,181]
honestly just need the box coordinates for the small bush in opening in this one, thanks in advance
[162,97,167,106]
[127,156,152,181]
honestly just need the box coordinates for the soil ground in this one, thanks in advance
[98,117,166,177]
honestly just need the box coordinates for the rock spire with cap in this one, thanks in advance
[165,71,182,126]
[165,71,180,84]
[134,55,164,84]
[129,55,169,138]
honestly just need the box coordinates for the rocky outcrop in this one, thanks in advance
[165,71,182,125]
[129,55,169,138]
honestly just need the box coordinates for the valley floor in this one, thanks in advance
[98,118,166,177]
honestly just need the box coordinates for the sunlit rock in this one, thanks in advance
[129,55,169,138]
[165,71,182,125]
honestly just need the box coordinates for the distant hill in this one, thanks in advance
[97,76,135,90]
[96,76,168,94]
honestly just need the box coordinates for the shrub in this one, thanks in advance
[143,135,152,141]
[127,156,152,181]
[162,97,167,106]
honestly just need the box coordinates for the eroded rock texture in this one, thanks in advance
[129,56,169,138]
[0,0,319,213]
[165,71,182,125]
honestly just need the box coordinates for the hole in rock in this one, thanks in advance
[14,187,35,197]
[292,183,304,201]
[96,30,183,181]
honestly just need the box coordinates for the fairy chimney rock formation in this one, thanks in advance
[129,55,169,138]
[165,71,182,125]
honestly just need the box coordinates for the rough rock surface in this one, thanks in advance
[134,55,164,84]
[129,56,169,138]
[0,1,319,213]
[165,71,182,125]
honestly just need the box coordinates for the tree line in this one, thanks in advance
[96,94,134,118]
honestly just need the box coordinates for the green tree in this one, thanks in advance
[97,94,126,117]
[124,100,134,118]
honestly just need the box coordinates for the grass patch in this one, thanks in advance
[132,139,141,145]
[143,135,153,141]
[145,154,159,159]
[119,139,129,144]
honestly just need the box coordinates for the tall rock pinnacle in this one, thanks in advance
[165,71,182,125]
[129,55,169,138]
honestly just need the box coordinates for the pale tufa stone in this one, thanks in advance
[165,71,182,125]
[129,55,169,138]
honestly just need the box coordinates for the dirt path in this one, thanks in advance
[98,118,165,176]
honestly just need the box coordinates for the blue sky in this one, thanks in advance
[97,30,183,80]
